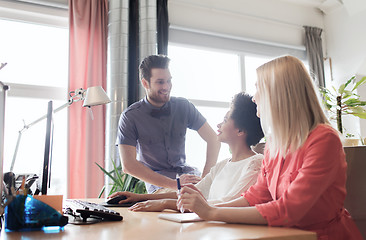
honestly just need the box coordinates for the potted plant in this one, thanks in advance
[95,160,146,198]
[320,75,366,145]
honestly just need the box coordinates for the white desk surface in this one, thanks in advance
[1,198,317,240]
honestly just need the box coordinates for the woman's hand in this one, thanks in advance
[180,183,205,199]
[179,174,201,185]
[177,186,213,220]
[129,200,166,212]
[108,191,143,204]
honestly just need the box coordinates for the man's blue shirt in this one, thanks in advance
[116,96,206,193]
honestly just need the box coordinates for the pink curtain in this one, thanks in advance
[68,0,108,198]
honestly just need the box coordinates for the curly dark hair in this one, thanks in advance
[230,92,264,147]
[139,55,170,83]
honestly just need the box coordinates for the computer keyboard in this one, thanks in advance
[63,199,123,224]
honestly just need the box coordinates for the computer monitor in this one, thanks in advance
[39,100,54,195]
[0,81,9,201]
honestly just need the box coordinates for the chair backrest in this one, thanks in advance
[252,142,265,155]
[344,146,366,239]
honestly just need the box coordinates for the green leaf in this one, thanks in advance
[338,83,346,95]
[324,103,332,111]
[98,186,105,198]
[341,90,353,99]
[123,174,133,192]
[111,160,125,187]
[95,160,147,197]
[95,162,118,183]
[351,76,366,92]
[352,112,366,119]
[344,76,355,89]
[343,98,362,106]
[134,181,146,193]
[320,87,331,96]
[349,106,366,114]
[332,86,338,94]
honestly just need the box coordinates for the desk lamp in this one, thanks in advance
[9,86,111,172]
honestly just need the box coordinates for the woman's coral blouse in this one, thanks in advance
[243,124,362,239]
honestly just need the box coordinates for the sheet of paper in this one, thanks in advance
[158,212,203,223]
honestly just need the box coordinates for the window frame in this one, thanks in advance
[0,1,69,195]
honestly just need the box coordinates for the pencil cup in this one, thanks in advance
[4,195,68,231]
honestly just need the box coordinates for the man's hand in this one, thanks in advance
[179,174,201,185]
[119,144,177,190]
[108,191,144,204]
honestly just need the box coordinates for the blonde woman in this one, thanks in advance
[177,56,362,240]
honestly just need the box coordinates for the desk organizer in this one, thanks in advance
[4,195,68,231]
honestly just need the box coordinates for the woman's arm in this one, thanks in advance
[209,206,267,224]
[215,196,250,207]
[177,186,267,224]
[129,199,179,212]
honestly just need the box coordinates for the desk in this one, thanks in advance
[1,199,317,240]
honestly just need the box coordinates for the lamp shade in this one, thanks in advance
[82,86,111,107]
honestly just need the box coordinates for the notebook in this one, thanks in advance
[158,213,203,223]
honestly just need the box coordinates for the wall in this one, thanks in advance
[168,0,324,49]
[169,0,366,138]
[324,1,366,137]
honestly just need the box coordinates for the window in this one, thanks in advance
[0,8,68,195]
[169,44,271,170]
[168,26,307,171]
[169,46,241,102]
[243,55,273,95]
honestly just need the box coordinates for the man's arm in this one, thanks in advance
[197,122,221,177]
[119,144,177,190]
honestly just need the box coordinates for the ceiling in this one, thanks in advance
[279,0,328,7]
[278,0,344,13]
[280,0,327,7]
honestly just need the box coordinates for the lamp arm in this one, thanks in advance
[8,89,85,172]
[9,101,71,173]
[27,101,72,130]
[9,131,22,173]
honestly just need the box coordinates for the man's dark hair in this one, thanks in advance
[230,92,264,147]
[139,55,170,82]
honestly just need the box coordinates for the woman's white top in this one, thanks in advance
[195,154,263,204]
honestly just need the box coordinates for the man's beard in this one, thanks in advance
[149,92,170,104]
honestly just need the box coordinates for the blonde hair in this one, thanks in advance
[256,56,329,158]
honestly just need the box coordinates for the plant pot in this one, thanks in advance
[343,146,366,239]
[343,138,359,147]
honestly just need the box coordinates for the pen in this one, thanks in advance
[176,174,184,213]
